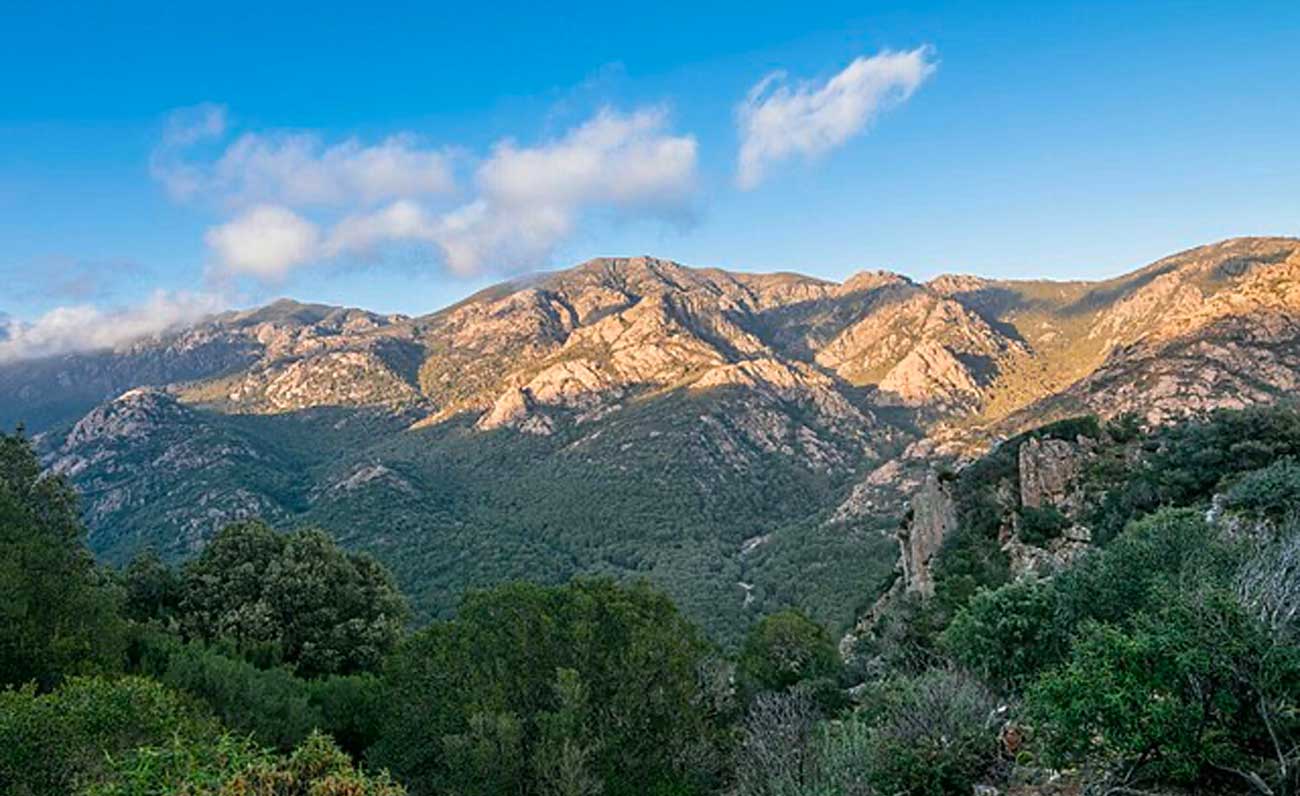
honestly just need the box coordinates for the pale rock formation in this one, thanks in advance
[899,471,959,596]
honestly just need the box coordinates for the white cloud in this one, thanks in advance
[0,291,225,363]
[478,107,696,210]
[325,107,697,274]
[736,47,937,189]
[210,132,456,207]
[157,104,696,281]
[161,102,228,148]
[151,110,455,208]
[204,205,321,280]
[324,199,439,256]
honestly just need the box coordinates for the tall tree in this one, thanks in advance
[372,578,732,796]
[179,520,408,676]
[0,430,124,688]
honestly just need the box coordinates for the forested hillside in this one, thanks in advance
[4,405,1299,795]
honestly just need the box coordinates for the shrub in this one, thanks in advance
[131,630,384,756]
[863,669,1001,796]
[942,577,1069,691]
[1026,585,1299,792]
[119,549,183,625]
[0,675,212,796]
[1223,456,1300,524]
[87,730,405,795]
[1016,504,1070,546]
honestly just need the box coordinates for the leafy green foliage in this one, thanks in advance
[120,549,183,625]
[1016,504,1069,546]
[1223,456,1300,523]
[943,507,1239,690]
[0,430,125,689]
[1083,406,1300,541]
[130,630,384,756]
[371,578,732,796]
[737,610,843,709]
[1027,586,1300,792]
[179,520,408,676]
[942,577,1068,691]
[858,669,1001,796]
[0,675,213,796]
[88,730,406,796]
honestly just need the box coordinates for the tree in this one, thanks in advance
[861,668,1001,796]
[737,610,843,708]
[179,520,408,676]
[734,688,822,796]
[533,669,604,796]
[0,430,124,688]
[371,578,730,796]
[120,549,183,625]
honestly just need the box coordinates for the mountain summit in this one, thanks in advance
[4,236,1299,640]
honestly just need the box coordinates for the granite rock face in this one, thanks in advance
[899,471,959,597]
[1018,436,1087,511]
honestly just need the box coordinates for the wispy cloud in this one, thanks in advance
[329,107,698,274]
[0,291,226,363]
[150,103,230,200]
[154,105,697,281]
[736,47,937,189]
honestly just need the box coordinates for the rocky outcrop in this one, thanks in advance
[1017,436,1088,511]
[899,471,959,596]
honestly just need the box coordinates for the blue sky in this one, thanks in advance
[2,0,1299,354]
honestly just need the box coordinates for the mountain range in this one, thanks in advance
[4,236,1299,643]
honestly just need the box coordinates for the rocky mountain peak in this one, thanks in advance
[62,387,187,450]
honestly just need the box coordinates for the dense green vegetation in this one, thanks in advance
[4,405,1300,794]
[60,392,902,648]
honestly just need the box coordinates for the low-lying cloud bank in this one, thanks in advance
[0,291,225,363]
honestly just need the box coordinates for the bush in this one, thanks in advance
[87,730,405,795]
[1026,585,1299,792]
[131,630,384,756]
[734,688,873,796]
[942,577,1069,691]
[1223,456,1300,523]
[119,549,183,625]
[0,675,213,796]
[863,669,1001,796]
[1016,504,1070,546]
[943,507,1241,696]
[1051,507,1239,629]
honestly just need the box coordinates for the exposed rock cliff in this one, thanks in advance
[898,471,959,596]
